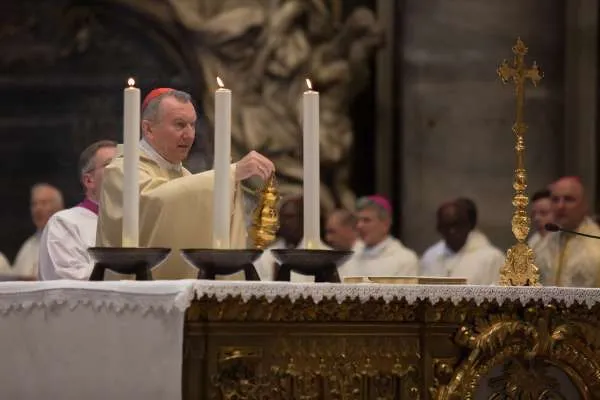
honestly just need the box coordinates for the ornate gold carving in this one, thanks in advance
[497,38,543,286]
[249,173,279,249]
[190,295,418,322]
[212,337,420,399]
[487,359,570,399]
[436,304,600,399]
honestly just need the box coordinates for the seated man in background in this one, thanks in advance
[38,140,117,280]
[325,209,362,252]
[13,183,64,278]
[0,252,10,274]
[420,199,504,285]
[253,195,315,282]
[536,176,600,287]
[528,189,553,251]
[338,195,418,278]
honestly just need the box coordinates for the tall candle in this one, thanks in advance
[303,79,320,249]
[213,77,232,249]
[122,78,140,247]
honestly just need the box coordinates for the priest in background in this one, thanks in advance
[253,195,304,281]
[0,252,10,274]
[96,88,274,279]
[420,199,504,285]
[12,183,63,278]
[39,140,117,280]
[338,195,418,278]
[527,188,553,251]
[325,209,362,252]
[536,176,600,287]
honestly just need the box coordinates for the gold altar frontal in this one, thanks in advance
[182,283,600,399]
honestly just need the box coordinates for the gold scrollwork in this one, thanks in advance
[436,304,600,399]
[212,337,421,399]
[190,295,418,322]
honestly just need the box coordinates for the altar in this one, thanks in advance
[184,282,600,400]
[1,281,599,399]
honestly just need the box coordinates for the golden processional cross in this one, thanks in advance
[497,38,543,286]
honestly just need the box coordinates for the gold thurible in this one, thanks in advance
[497,38,542,286]
[249,173,280,249]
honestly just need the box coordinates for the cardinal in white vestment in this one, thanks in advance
[536,177,600,287]
[96,88,274,279]
[338,195,418,278]
[12,183,63,278]
[39,141,117,280]
[420,199,504,285]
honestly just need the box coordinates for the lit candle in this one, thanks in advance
[122,78,140,247]
[213,77,232,249]
[303,79,320,249]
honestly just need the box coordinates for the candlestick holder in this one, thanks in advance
[180,249,263,280]
[271,249,353,283]
[87,247,171,281]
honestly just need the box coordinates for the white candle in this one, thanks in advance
[213,77,232,249]
[122,78,140,247]
[303,79,320,249]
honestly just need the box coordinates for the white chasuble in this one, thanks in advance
[535,217,600,287]
[419,231,504,285]
[338,236,419,278]
[96,150,246,280]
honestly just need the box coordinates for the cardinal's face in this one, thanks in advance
[144,96,197,163]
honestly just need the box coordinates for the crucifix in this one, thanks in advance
[497,37,543,286]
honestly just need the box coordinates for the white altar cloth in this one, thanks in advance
[0,280,194,400]
[192,281,600,307]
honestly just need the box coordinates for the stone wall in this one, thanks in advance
[398,0,566,253]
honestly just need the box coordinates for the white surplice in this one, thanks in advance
[38,206,98,280]
[0,252,10,274]
[419,230,504,285]
[253,239,333,282]
[535,217,600,287]
[12,232,41,277]
[338,236,419,278]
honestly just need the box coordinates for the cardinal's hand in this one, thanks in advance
[235,151,275,181]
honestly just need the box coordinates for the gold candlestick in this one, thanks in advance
[497,38,543,286]
[249,174,280,249]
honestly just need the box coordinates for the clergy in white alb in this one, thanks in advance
[39,141,117,280]
[527,188,553,252]
[253,196,317,282]
[338,195,418,278]
[420,200,504,285]
[96,88,275,279]
[0,252,10,274]
[535,177,600,287]
[13,183,63,278]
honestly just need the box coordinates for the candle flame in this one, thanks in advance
[216,77,224,88]
[305,78,312,90]
[127,78,135,87]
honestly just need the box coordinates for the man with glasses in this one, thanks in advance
[38,140,117,280]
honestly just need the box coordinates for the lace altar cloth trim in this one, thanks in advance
[193,281,600,307]
[0,280,195,314]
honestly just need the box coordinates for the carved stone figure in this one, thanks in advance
[114,0,383,211]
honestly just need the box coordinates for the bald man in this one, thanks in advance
[536,176,600,287]
[12,183,64,278]
[420,199,504,285]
